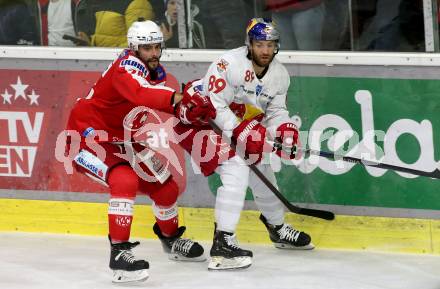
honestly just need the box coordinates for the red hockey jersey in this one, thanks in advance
[66,49,176,142]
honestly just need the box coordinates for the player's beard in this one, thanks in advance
[146,57,160,70]
[251,52,274,68]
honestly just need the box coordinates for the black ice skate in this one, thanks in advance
[260,214,315,250]
[109,236,149,283]
[208,227,253,271]
[153,223,206,262]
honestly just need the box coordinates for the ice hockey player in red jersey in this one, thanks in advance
[174,18,314,271]
[65,20,215,283]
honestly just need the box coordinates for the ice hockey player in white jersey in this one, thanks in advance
[192,18,315,270]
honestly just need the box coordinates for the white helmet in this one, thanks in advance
[127,21,163,51]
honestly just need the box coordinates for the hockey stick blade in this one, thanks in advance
[249,164,335,220]
[209,119,335,221]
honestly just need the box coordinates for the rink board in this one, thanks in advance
[1,198,439,255]
[1,47,440,255]
[0,47,439,217]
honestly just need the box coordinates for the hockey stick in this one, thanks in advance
[295,147,440,180]
[272,141,440,179]
[208,119,335,221]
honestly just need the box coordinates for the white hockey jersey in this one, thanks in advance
[200,46,292,139]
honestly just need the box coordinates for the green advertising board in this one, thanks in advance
[208,76,440,210]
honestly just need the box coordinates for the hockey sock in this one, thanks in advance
[152,201,178,237]
[108,198,134,243]
[149,178,179,237]
[108,165,139,243]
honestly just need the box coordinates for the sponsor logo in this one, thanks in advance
[238,85,272,99]
[264,26,273,34]
[256,84,263,96]
[239,85,255,95]
[75,155,103,176]
[116,216,132,227]
[0,76,43,177]
[153,203,177,220]
[283,89,439,179]
[120,59,147,77]
[108,199,133,215]
[141,35,163,43]
[74,151,107,179]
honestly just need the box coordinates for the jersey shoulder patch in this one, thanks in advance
[216,58,230,73]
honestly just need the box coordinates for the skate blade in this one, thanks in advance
[112,269,149,284]
[208,256,252,271]
[168,253,207,262]
[274,242,315,250]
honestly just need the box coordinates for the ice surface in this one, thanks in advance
[1,232,439,289]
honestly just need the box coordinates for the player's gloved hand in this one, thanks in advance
[274,122,298,160]
[229,102,246,119]
[175,81,216,126]
[232,115,266,163]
